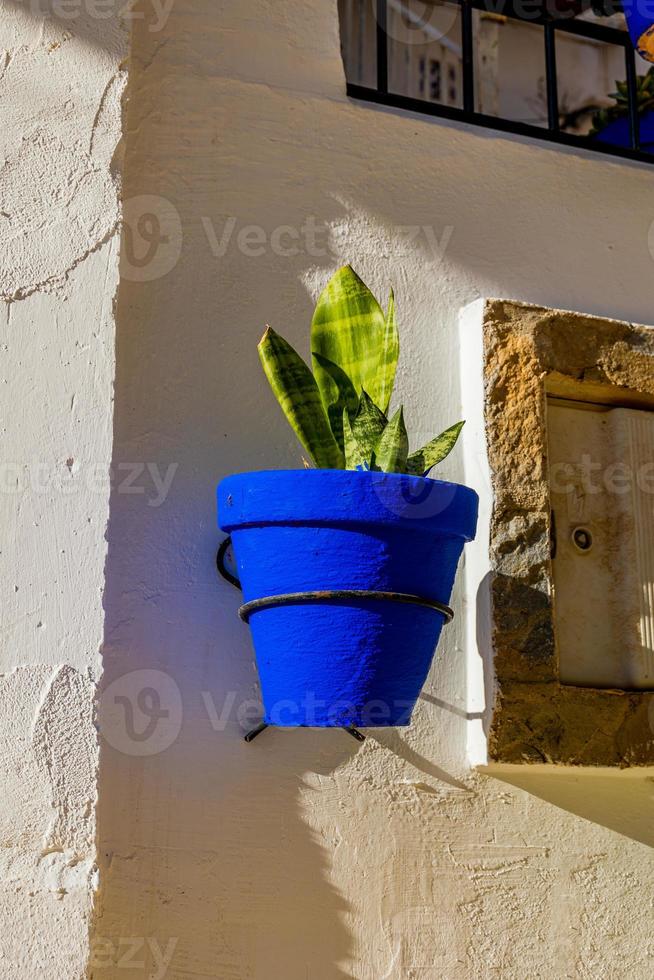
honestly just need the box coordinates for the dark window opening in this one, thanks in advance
[430,58,442,100]
[338,0,654,164]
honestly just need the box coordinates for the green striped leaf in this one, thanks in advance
[311,352,359,452]
[311,266,398,412]
[406,421,465,476]
[258,326,344,469]
[378,287,399,415]
[342,407,367,470]
[374,406,409,473]
[352,389,388,462]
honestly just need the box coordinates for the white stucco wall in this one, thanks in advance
[0,0,646,977]
[90,3,654,978]
[0,3,126,976]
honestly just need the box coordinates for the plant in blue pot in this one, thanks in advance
[590,65,654,152]
[217,266,478,733]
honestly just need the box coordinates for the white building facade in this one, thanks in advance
[1,1,653,977]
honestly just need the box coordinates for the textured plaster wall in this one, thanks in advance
[0,3,126,976]
[92,1,654,978]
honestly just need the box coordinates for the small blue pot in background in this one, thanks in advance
[623,3,654,64]
[218,469,478,728]
[594,109,654,153]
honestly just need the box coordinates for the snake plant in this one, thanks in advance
[590,66,654,136]
[258,266,464,475]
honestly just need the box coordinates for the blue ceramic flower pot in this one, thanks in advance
[217,470,478,728]
[594,109,654,153]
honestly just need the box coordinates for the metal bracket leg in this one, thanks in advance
[243,723,366,743]
[243,722,269,743]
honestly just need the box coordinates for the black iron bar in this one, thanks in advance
[238,590,455,624]
[376,0,388,94]
[468,0,627,44]
[244,722,269,742]
[217,536,241,589]
[461,0,475,114]
[625,44,640,151]
[545,11,628,44]
[544,21,559,132]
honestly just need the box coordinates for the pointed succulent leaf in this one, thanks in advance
[406,420,465,476]
[377,287,399,415]
[311,352,359,451]
[311,266,395,411]
[258,326,344,469]
[374,406,409,473]
[342,407,368,470]
[352,389,388,461]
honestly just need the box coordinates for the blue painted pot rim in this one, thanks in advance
[218,469,478,540]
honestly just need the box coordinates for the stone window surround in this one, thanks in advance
[479,299,654,767]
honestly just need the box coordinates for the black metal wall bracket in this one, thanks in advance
[244,722,366,743]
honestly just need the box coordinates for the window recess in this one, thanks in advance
[339,0,654,165]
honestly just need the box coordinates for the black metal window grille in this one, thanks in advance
[345,0,652,165]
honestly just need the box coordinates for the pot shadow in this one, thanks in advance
[419,690,485,723]
[369,726,470,791]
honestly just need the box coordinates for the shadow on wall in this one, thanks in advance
[483,765,654,849]
[92,6,360,977]
[91,0,479,973]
